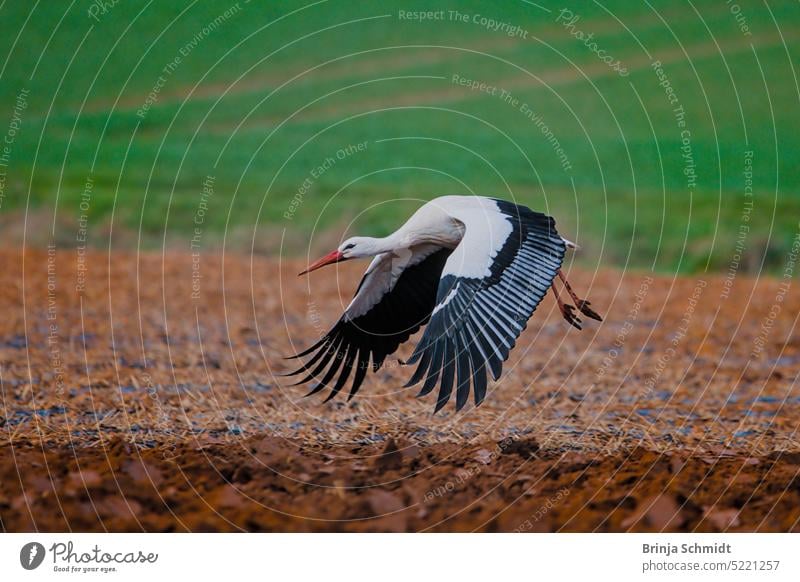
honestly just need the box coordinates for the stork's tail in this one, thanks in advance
[562,237,579,250]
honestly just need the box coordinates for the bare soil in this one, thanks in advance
[1,248,799,532]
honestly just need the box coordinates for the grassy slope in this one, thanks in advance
[0,0,798,272]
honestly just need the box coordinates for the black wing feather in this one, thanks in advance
[287,248,452,401]
[406,200,566,412]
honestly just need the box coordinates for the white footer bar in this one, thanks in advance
[1,533,796,581]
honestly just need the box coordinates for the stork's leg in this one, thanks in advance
[551,280,582,330]
[558,270,603,321]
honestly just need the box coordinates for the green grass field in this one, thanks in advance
[0,0,798,272]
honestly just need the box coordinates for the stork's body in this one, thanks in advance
[288,196,601,412]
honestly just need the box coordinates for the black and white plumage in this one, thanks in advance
[287,196,602,412]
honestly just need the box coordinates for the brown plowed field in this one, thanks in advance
[1,248,799,532]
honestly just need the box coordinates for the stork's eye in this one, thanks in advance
[343,243,355,250]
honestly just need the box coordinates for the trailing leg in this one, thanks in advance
[551,280,582,330]
[558,270,602,321]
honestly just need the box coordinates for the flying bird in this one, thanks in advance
[286,196,601,412]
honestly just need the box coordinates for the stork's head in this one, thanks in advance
[299,237,378,275]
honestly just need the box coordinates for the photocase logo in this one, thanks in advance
[19,542,46,570]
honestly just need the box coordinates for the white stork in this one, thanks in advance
[286,196,601,412]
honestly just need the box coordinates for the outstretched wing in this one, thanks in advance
[405,199,566,413]
[286,245,452,402]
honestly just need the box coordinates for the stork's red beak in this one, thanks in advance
[299,250,346,276]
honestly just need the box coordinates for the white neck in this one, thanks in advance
[357,233,403,256]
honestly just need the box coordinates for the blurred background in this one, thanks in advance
[0,0,797,273]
